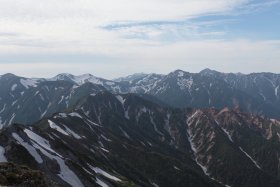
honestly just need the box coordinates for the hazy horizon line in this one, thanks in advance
[2,68,280,80]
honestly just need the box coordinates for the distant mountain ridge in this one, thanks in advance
[1,69,280,127]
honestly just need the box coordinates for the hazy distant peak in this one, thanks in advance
[114,73,149,82]
[1,73,18,78]
[199,68,220,75]
[51,73,75,80]
[168,69,191,78]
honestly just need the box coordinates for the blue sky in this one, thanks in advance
[0,0,279,78]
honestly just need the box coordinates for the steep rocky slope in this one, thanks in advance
[1,92,280,186]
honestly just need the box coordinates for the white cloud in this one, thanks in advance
[0,0,250,53]
[0,0,279,77]
[0,0,248,22]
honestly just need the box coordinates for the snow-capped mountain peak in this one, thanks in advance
[50,73,112,86]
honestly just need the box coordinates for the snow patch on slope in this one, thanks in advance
[96,177,109,187]
[116,95,125,105]
[150,116,164,136]
[12,133,43,163]
[215,120,234,143]
[63,125,82,139]
[239,147,261,169]
[21,128,83,186]
[88,164,121,182]
[48,120,69,136]
[68,112,82,118]
[0,146,7,162]
[221,128,233,142]
[186,111,210,176]
[11,84,17,91]
[48,120,82,139]
[178,71,184,77]
[119,127,130,139]
[32,139,84,187]
[177,77,193,90]
[24,129,62,157]
[20,79,38,88]
[0,104,6,114]
[0,118,4,130]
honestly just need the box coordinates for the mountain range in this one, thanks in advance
[0,69,280,187]
[1,69,280,127]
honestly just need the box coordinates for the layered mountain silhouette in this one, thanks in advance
[0,69,280,187]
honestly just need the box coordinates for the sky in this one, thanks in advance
[0,0,280,79]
